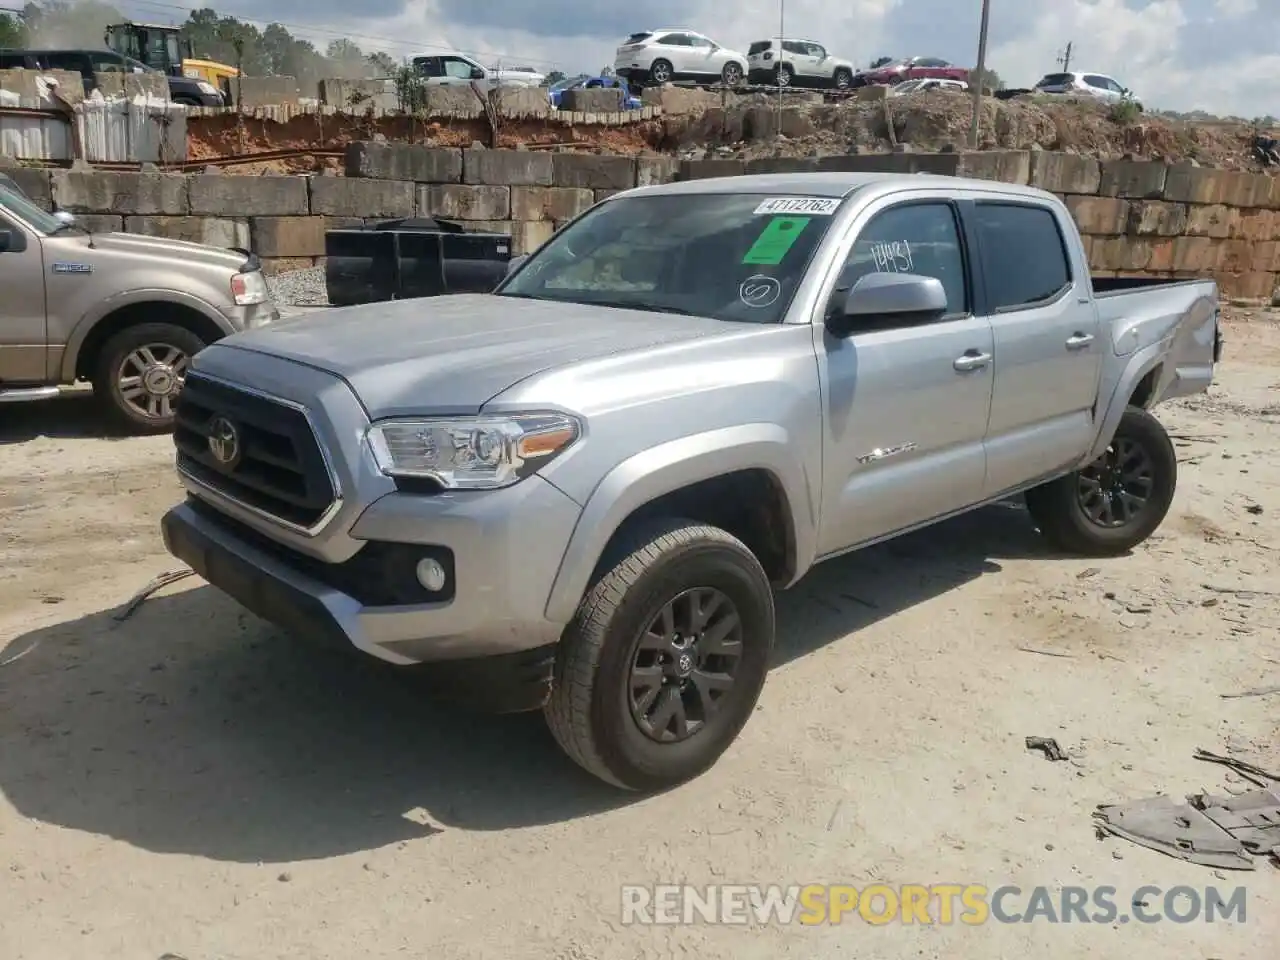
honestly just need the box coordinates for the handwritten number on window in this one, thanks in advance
[870,240,913,274]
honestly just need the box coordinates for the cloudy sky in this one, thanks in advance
[115,0,1276,116]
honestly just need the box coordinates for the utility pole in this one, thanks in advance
[968,0,991,149]
[1057,41,1073,72]
[776,0,784,147]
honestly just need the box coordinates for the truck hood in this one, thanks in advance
[83,231,250,270]
[212,293,734,418]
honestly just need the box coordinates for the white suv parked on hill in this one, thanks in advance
[1033,71,1140,108]
[614,29,747,86]
[746,38,855,89]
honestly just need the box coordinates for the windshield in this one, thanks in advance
[550,75,585,91]
[0,182,64,234]
[497,193,842,324]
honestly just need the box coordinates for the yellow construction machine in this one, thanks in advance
[104,21,239,100]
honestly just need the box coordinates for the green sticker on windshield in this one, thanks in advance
[742,216,810,265]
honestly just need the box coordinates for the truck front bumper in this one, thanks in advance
[161,474,581,671]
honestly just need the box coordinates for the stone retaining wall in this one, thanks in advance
[10,144,1279,299]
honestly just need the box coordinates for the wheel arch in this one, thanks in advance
[543,426,816,623]
[1083,345,1167,464]
[63,292,232,383]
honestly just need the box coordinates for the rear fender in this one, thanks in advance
[1082,344,1166,464]
[543,424,816,623]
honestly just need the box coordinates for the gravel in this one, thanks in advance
[266,265,330,309]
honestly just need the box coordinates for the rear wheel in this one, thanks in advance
[1025,406,1176,556]
[776,64,793,88]
[648,59,673,85]
[721,61,743,86]
[544,518,775,792]
[93,322,205,434]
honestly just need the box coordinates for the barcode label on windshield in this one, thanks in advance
[754,197,840,216]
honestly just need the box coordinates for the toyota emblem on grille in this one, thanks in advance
[206,416,241,469]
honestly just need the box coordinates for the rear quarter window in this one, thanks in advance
[624,33,652,44]
[972,203,1072,311]
[748,41,772,55]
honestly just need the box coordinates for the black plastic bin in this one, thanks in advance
[324,217,512,306]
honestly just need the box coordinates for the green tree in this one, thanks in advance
[0,12,27,47]
[366,51,397,76]
[970,67,1002,91]
[326,38,363,63]
[21,0,123,48]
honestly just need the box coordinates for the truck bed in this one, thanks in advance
[1090,274,1220,404]
[1090,275,1215,298]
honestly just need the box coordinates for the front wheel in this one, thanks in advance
[93,322,205,434]
[1025,406,1176,556]
[775,64,793,88]
[721,61,743,86]
[544,518,775,791]
[833,68,852,90]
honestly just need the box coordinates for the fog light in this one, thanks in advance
[415,557,448,592]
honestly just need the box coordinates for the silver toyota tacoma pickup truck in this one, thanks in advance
[160,172,1222,791]
[0,177,277,432]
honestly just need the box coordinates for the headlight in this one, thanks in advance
[230,269,268,305]
[366,413,581,490]
[197,81,219,96]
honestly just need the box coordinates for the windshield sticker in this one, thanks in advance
[742,216,810,265]
[870,240,914,273]
[739,275,781,308]
[754,197,840,216]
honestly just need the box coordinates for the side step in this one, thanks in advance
[0,386,62,403]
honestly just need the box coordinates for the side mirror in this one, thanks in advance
[471,67,486,80]
[826,272,947,337]
[505,254,528,276]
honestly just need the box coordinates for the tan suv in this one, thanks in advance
[0,178,278,433]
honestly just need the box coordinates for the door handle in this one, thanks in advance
[1066,333,1094,349]
[953,351,992,372]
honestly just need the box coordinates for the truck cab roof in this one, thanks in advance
[622,171,1055,202]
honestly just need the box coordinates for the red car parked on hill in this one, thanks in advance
[854,56,969,86]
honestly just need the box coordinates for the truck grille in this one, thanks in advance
[174,372,338,529]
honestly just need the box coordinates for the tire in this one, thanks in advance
[833,68,852,90]
[888,74,905,85]
[648,59,673,85]
[93,322,206,434]
[1024,406,1176,556]
[721,61,743,86]
[775,64,793,88]
[544,518,775,792]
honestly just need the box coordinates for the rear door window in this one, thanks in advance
[971,203,1072,311]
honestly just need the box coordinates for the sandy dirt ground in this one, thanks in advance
[1,312,1277,960]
